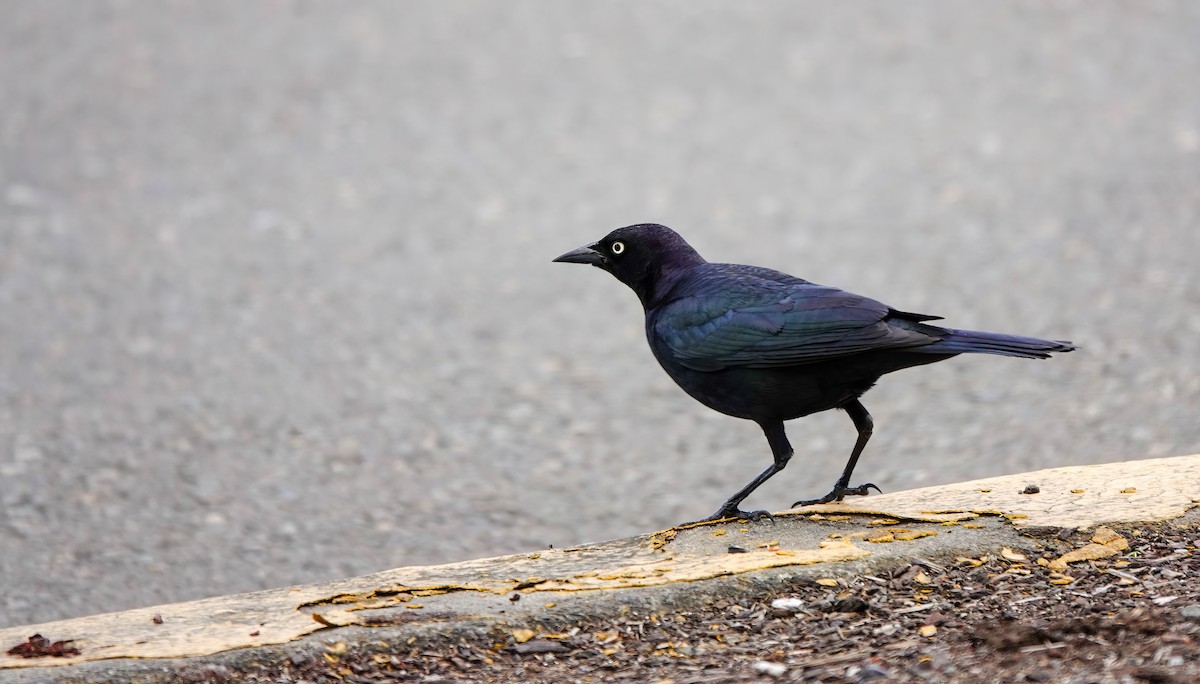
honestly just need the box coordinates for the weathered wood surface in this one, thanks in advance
[2,454,1196,671]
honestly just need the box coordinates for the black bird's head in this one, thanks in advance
[553,223,706,306]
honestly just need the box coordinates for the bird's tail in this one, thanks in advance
[920,328,1076,359]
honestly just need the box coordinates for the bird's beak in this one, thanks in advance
[552,242,606,266]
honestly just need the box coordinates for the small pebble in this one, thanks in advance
[1021,484,1040,494]
[770,597,805,613]
[1178,604,1200,622]
[859,663,891,680]
[752,660,787,677]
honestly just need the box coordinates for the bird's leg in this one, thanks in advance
[686,421,792,524]
[792,399,881,507]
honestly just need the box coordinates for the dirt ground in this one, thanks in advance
[26,516,1188,684]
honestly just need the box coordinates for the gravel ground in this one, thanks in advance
[2,2,1200,628]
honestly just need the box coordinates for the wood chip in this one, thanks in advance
[511,628,535,644]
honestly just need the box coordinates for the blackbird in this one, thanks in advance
[554,223,1074,522]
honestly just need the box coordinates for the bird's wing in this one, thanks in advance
[655,281,938,372]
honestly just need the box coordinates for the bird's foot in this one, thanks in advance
[791,482,881,508]
[842,482,881,497]
[679,506,774,527]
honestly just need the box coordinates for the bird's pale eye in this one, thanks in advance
[611,241,625,255]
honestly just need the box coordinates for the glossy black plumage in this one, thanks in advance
[554,223,1075,522]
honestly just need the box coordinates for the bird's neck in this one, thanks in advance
[635,257,706,311]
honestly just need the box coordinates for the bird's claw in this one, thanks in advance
[843,482,881,497]
[791,482,882,508]
[730,508,774,523]
[680,507,775,527]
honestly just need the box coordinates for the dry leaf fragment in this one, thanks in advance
[1048,526,1129,570]
[1001,547,1028,563]
[5,634,80,659]
[1091,526,1129,549]
[913,571,932,585]
[1048,544,1116,570]
[1048,573,1075,585]
[511,628,536,644]
[919,625,938,637]
[816,578,839,587]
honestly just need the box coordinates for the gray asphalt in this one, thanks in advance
[1,1,1198,629]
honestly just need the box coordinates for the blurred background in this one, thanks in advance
[1,1,1198,628]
